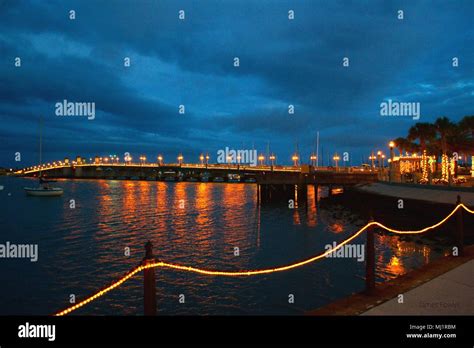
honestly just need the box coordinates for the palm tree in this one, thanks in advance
[459,116,474,156]
[434,117,455,155]
[393,137,412,156]
[453,116,474,167]
[408,122,436,153]
[459,115,474,139]
[447,124,470,154]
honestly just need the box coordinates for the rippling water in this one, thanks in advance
[0,177,445,315]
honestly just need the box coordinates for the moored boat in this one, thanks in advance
[228,174,241,183]
[24,187,63,196]
[24,119,65,197]
[163,171,177,181]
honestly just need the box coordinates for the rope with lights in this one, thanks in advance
[54,203,473,316]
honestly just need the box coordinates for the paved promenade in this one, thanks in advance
[362,260,474,315]
[356,182,474,205]
[308,247,474,316]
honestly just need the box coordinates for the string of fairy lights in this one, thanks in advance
[54,203,474,317]
[395,152,472,184]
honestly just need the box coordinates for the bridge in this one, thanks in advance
[18,162,378,184]
[17,162,378,203]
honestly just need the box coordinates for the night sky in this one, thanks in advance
[1,0,473,167]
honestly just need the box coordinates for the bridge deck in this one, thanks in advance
[18,163,378,185]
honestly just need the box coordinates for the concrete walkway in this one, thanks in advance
[362,260,474,315]
[357,183,474,205]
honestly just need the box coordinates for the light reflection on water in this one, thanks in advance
[0,177,445,315]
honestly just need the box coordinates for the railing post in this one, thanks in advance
[143,241,157,316]
[365,219,376,295]
[456,195,464,256]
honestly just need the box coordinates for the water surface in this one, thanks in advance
[0,177,443,315]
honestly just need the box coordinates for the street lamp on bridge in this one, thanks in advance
[157,155,163,166]
[236,154,242,170]
[199,154,204,165]
[177,154,183,166]
[310,153,317,166]
[269,154,276,166]
[388,141,395,182]
[376,150,383,170]
[258,154,265,166]
[292,154,299,167]
[333,154,340,170]
[369,153,376,170]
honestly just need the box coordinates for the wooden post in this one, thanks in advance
[365,219,376,295]
[143,241,157,316]
[456,195,464,256]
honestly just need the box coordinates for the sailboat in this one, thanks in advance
[24,119,64,197]
[24,184,63,196]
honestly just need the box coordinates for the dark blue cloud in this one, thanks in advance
[0,0,473,167]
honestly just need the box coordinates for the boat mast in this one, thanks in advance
[266,141,270,163]
[316,131,319,167]
[39,117,42,176]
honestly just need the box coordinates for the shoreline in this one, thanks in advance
[308,185,474,315]
[307,245,474,316]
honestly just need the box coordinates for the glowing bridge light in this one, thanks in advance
[292,154,299,166]
[333,154,340,169]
